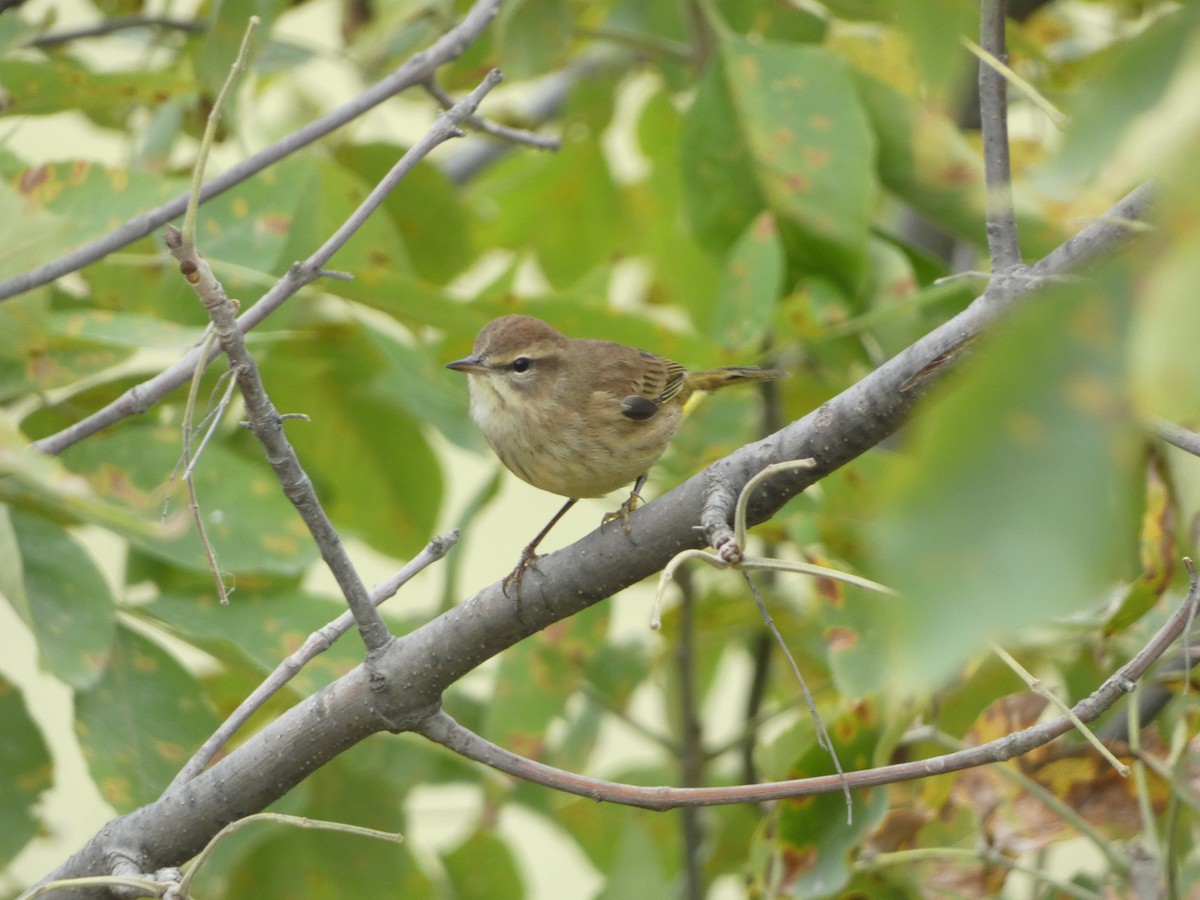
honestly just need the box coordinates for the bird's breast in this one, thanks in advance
[467,376,683,498]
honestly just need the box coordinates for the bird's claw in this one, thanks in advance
[601,490,643,540]
[502,547,544,621]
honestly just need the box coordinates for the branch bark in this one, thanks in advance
[979,0,1021,271]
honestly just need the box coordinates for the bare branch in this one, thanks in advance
[414,582,1195,810]
[978,0,1021,271]
[31,70,504,457]
[23,15,206,48]
[423,78,560,151]
[167,530,458,788]
[1152,419,1200,458]
[165,223,392,652]
[0,0,501,303]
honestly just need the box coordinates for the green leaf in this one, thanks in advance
[855,74,1060,260]
[0,503,27,616]
[890,0,977,100]
[0,415,161,539]
[1129,176,1200,425]
[628,86,723,329]
[1048,3,1200,189]
[0,291,132,399]
[143,589,380,694]
[260,322,443,558]
[221,751,431,898]
[335,143,472,284]
[60,425,319,577]
[496,0,573,79]
[483,605,609,764]
[197,154,326,292]
[223,826,429,899]
[274,154,416,289]
[466,83,627,286]
[443,828,525,900]
[361,327,478,450]
[75,625,220,812]
[9,508,115,689]
[711,212,784,352]
[870,283,1138,690]
[756,703,888,897]
[0,161,188,282]
[1104,456,1175,635]
[716,0,827,43]
[594,819,672,900]
[0,674,53,868]
[682,37,876,288]
[45,310,205,351]
[0,58,190,117]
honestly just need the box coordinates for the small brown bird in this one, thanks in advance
[446,314,787,592]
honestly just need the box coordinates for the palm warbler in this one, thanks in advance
[446,314,786,591]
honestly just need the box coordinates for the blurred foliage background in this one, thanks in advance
[2,0,1200,897]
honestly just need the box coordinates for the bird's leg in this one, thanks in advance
[602,473,647,535]
[504,498,578,607]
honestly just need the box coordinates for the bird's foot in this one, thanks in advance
[601,490,643,537]
[502,546,543,622]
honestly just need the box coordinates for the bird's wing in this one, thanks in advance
[617,350,686,420]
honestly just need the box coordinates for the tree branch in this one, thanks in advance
[24,15,205,48]
[30,70,504,457]
[167,530,459,789]
[978,0,1021,271]
[165,224,393,653]
[416,582,1194,809]
[1151,419,1200,458]
[423,77,561,151]
[0,0,501,304]
[35,181,1155,893]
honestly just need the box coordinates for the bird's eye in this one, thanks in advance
[511,356,531,373]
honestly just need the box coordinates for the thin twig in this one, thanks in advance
[0,0,502,304]
[24,15,205,48]
[178,813,402,895]
[423,78,560,150]
[168,530,459,788]
[674,565,706,900]
[303,70,504,273]
[182,372,239,481]
[1151,420,1200,458]
[31,68,505,457]
[988,641,1129,775]
[172,328,230,604]
[173,20,258,605]
[183,18,260,245]
[414,585,1194,809]
[165,225,392,651]
[1127,683,1162,861]
[743,571,852,823]
[962,37,1067,129]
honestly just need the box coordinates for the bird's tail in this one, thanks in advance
[684,366,788,394]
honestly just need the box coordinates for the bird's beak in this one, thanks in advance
[445,355,488,375]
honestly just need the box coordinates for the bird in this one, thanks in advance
[446,314,787,597]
